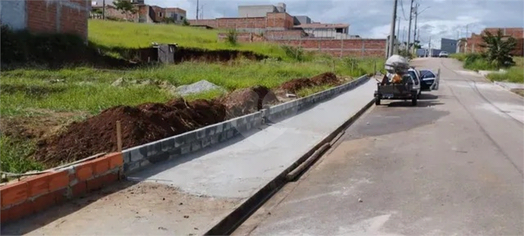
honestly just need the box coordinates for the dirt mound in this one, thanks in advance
[221,86,279,119]
[280,78,314,93]
[35,99,226,166]
[280,72,341,93]
[310,72,339,86]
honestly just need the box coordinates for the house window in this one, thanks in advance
[159,12,163,17]
[336,28,343,33]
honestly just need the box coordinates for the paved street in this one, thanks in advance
[233,58,524,236]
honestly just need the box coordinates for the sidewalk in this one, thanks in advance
[2,79,376,236]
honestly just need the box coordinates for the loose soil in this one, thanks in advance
[34,99,226,166]
[280,72,342,93]
[34,86,278,166]
[221,86,279,119]
[7,72,340,168]
[0,109,88,141]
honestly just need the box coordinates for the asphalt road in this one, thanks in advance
[233,58,524,236]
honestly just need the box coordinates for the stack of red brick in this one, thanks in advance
[0,153,124,224]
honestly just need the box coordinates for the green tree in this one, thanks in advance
[480,29,517,68]
[113,0,137,14]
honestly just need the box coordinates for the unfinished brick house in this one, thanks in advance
[0,0,90,40]
[190,2,387,58]
[459,27,524,56]
[137,5,186,23]
[90,0,187,24]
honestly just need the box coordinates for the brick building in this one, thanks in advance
[459,27,524,56]
[1,0,90,40]
[90,1,186,24]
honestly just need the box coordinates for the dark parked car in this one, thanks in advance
[419,69,437,91]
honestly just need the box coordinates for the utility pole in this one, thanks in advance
[397,16,401,52]
[388,0,398,58]
[406,0,415,53]
[102,0,106,20]
[413,3,419,53]
[196,0,199,20]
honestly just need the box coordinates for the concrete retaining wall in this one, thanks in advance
[122,75,369,174]
[122,111,265,174]
[0,153,124,224]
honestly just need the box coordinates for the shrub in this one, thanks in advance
[480,29,517,68]
[281,45,306,61]
[226,29,238,46]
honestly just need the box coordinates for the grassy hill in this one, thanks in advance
[88,20,287,59]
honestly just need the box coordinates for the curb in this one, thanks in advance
[204,94,376,235]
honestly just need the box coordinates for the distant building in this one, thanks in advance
[440,38,457,54]
[238,2,286,17]
[91,0,186,24]
[294,23,350,39]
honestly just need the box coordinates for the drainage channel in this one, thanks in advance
[204,98,376,235]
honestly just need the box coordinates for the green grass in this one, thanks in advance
[1,58,382,117]
[0,136,43,174]
[487,67,524,83]
[451,53,523,83]
[88,20,288,59]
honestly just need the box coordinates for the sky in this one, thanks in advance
[149,0,524,49]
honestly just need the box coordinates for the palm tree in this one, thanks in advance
[479,29,517,68]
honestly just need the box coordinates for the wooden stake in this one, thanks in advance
[116,121,122,152]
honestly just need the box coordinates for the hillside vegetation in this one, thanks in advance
[88,20,288,59]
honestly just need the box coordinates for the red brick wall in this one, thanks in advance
[265,30,306,39]
[188,19,218,28]
[189,13,292,30]
[218,32,266,42]
[273,38,387,57]
[218,17,267,29]
[27,0,89,40]
[1,153,123,224]
[266,12,293,29]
